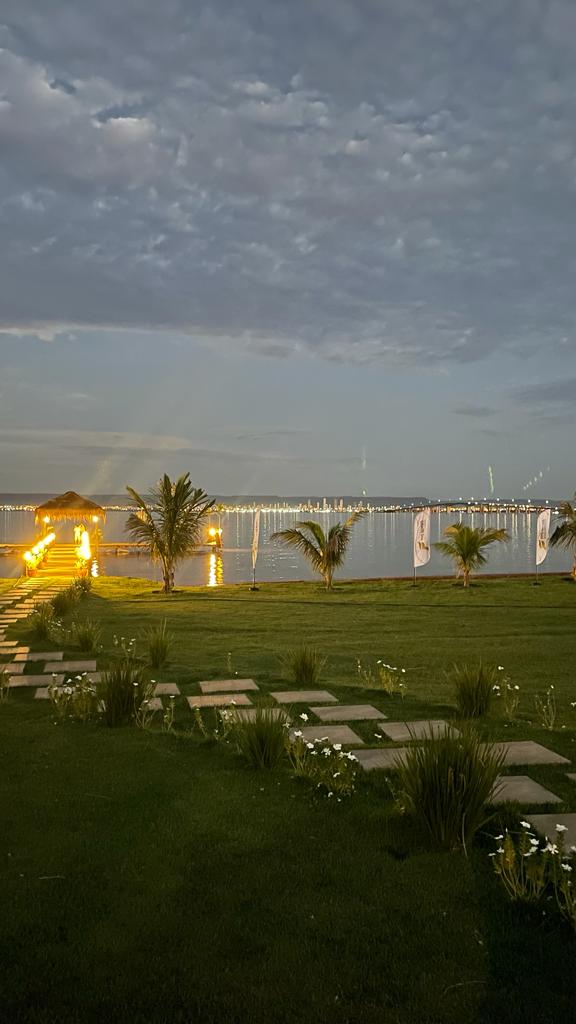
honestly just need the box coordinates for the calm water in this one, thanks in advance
[0,508,569,585]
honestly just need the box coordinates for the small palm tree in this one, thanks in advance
[271,512,365,590]
[125,473,214,594]
[434,522,509,587]
[550,496,576,579]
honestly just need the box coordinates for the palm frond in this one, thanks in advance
[270,527,324,574]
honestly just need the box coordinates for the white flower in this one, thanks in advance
[561,863,573,872]
[529,838,539,847]
[556,824,568,833]
[300,712,309,722]
[495,834,504,841]
[497,846,505,854]
[520,820,531,829]
[488,852,496,858]
[401,668,406,674]
[293,730,303,739]
[306,742,315,750]
[544,842,559,855]
[333,743,342,751]
[498,666,504,671]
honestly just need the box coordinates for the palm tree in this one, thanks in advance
[125,473,214,594]
[550,496,576,579]
[434,522,509,587]
[271,511,366,590]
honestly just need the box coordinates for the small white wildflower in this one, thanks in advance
[520,821,531,829]
[333,743,342,751]
[561,863,573,872]
[497,846,505,854]
[529,837,539,847]
[327,792,333,798]
[544,842,559,854]
[556,824,568,833]
[306,742,315,750]
[498,666,504,671]
[495,834,504,841]
[488,852,496,858]
[293,730,303,739]
[300,712,309,721]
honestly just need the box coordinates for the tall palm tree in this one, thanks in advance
[434,522,509,588]
[550,496,576,579]
[271,511,366,590]
[125,473,214,594]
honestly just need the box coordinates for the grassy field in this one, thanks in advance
[2,575,576,1023]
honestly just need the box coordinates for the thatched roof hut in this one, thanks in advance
[34,491,106,524]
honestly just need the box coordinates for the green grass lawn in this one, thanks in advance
[2,575,576,1023]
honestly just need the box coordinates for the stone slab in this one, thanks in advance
[34,687,50,699]
[272,690,337,704]
[45,660,97,673]
[199,678,258,694]
[230,707,289,722]
[9,674,65,687]
[145,697,163,711]
[354,747,410,771]
[490,775,562,806]
[491,740,570,767]
[0,641,19,648]
[154,682,180,696]
[293,725,364,745]
[3,662,25,674]
[13,652,64,662]
[311,704,385,722]
[529,814,576,850]
[187,694,253,708]
[567,774,576,783]
[378,720,459,742]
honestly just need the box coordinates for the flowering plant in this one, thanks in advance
[490,821,576,930]
[357,658,407,696]
[491,666,521,721]
[288,733,358,798]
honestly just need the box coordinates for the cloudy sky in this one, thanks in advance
[0,0,575,497]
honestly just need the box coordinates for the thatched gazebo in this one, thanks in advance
[34,491,106,525]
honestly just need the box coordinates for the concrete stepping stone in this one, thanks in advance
[187,693,253,708]
[145,697,163,711]
[529,814,576,849]
[154,682,180,696]
[34,687,50,699]
[272,690,337,704]
[230,707,289,722]
[199,678,258,694]
[293,724,364,746]
[490,775,562,806]
[13,651,64,662]
[566,774,576,783]
[3,662,25,674]
[354,747,410,771]
[9,674,65,687]
[311,704,385,722]
[378,720,459,742]
[0,641,19,648]
[45,660,97,673]
[491,740,570,766]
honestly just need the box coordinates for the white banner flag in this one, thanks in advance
[536,508,551,566]
[251,509,261,571]
[413,508,431,568]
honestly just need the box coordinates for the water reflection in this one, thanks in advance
[207,552,224,587]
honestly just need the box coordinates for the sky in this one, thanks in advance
[0,0,575,498]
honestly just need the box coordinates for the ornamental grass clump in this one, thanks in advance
[71,617,102,653]
[281,645,326,687]
[229,707,289,769]
[288,730,358,798]
[142,619,173,670]
[395,727,505,852]
[72,576,92,598]
[28,601,55,640]
[99,659,148,727]
[449,662,498,718]
[51,585,79,618]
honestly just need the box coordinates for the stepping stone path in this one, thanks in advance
[293,725,364,746]
[199,679,258,694]
[529,814,576,849]
[272,690,337,704]
[9,674,65,687]
[13,652,64,662]
[154,682,180,696]
[231,707,289,722]
[492,741,570,767]
[45,660,97,673]
[378,720,458,742]
[490,776,562,806]
[187,694,253,708]
[311,704,385,722]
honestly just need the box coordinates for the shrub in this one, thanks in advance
[99,659,148,727]
[281,645,326,687]
[228,707,289,769]
[51,585,79,618]
[288,733,358,797]
[28,601,56,640]
[71,617,102,653]
[142,619,173,670]
[72,577,92,598]
[448,662,498,718]
[395,727,505,852]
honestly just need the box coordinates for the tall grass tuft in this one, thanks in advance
[72,577,92,598]
[28,601,55,640]
[281,645,327,687]
[99,659,148,727]
[229,707,288,769]
[51,585,80,618]
[71,617,102,653]
[449,662,498,718]
[395,727,505,852]
[143,619,173,670]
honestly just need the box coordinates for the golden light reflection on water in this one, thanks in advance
[207,552,224,587]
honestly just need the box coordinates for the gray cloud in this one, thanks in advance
[1,1,576,366]
[513,378,576,406]
[452,403,496,417]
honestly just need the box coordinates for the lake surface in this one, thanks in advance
[0,508,569,585]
